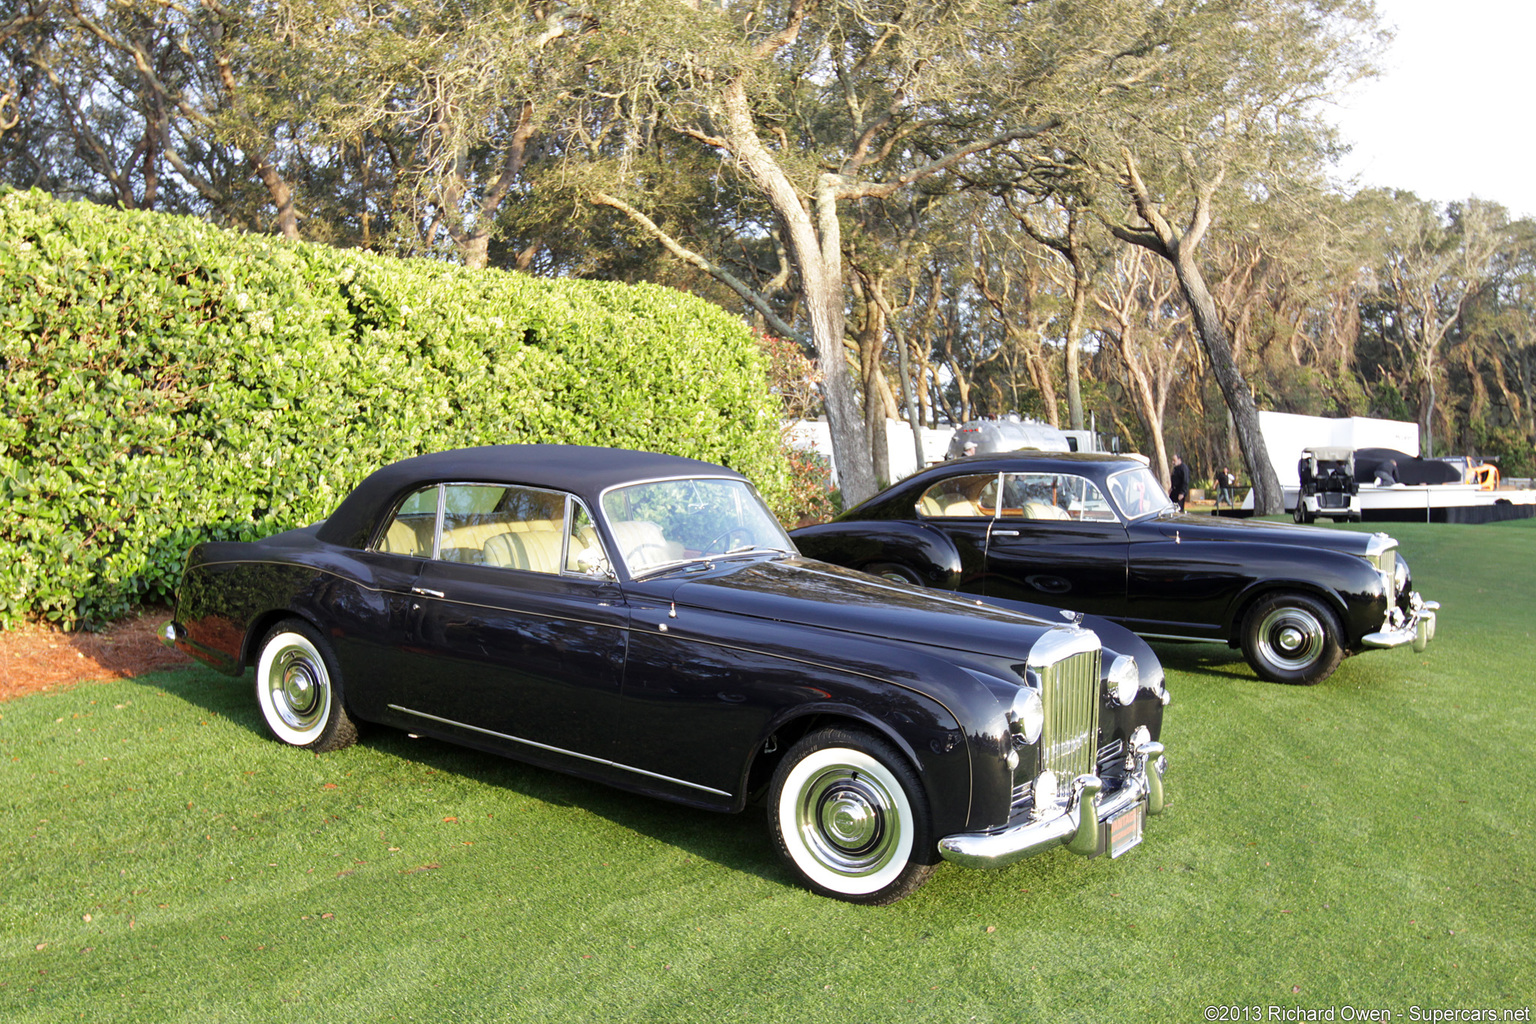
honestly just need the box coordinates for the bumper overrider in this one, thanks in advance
[1361,591,1440,654]
[937,741,1168,870]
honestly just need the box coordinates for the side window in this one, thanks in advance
[375,485,439,557]
[375,482,614,576]
[916,473,997,518]
[442,483,567,573]
[998,473,1115,522]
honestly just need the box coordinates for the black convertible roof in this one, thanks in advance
[316,445,741,549]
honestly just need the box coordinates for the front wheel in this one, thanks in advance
[1240,592,1344,685]
[254,619,359,751]
[768,729,936,904]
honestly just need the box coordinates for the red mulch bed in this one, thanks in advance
[0,606,193,702]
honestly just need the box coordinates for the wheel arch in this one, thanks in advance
[1226,579,1351,647]
[241,608,326,674]
[741,703,971,838]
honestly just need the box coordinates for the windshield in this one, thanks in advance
[1107,466,1175,519]
[600,477,795,576]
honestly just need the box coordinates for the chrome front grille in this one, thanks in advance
[1029,628,1102,782]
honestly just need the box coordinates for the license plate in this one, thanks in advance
[1107,803,1144,858]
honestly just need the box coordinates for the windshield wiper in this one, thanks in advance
[717,545,792,559]
[631,557,715,581]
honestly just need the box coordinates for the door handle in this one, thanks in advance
[993,530,1020,537]
[411,586,445,598]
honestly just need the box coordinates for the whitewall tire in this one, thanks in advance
[254,620,359,752]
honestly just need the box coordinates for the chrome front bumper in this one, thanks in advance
[937,741,1167,870]
[1361,592,1439,653]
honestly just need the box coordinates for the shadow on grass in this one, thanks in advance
[1145,639,1256,682]
[1146,637,1406,691]
[129,664,791,889]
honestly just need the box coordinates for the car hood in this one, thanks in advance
[660,556,1065,660]
[1140,510,1381,554]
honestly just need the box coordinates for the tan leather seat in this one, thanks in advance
[483,529,566,573]
[1022,501,1070,521]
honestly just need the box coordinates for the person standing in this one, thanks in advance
[1217,466,1236,507]
[1168,454,1190,511]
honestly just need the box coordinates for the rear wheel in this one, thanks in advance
[1240,592,1343,685]
[254,619,358,751]
[768,728,936,904]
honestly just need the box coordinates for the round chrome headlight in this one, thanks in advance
[1010,687,1044,744]
[1394,553,1410,598]
[1107,655,1139,706]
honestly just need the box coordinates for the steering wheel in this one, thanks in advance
[703,526,755,555]
[625,542,673,569]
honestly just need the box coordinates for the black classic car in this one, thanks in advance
[792,451,1439,687]
[166,446,1169,904]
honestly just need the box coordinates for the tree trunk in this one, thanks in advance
[1173,249,1282,512]
[720,79,877,504]
[1062,221,1090,431]
[1112,151,1282,514]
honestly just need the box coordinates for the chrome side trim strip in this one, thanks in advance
[386,704,732,798]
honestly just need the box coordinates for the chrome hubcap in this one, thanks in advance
[268,645,326,732]
[823,792,878,849]
[798,769,899,877]
[1257,607,1325,670]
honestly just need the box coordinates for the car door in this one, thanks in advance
[980,471,1131,619]
[1121,519,1239,639]
[383,483,631,769]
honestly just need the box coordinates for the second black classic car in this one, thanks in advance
[792,451,1439,686]
[167,446,1169,904]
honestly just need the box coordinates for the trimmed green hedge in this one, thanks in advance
[0,189,787,628]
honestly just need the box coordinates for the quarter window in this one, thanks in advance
[916,474,998,518]
[376,485,438,557]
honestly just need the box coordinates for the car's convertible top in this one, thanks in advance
[317,445,742,549]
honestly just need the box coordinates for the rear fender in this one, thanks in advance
[792,521,962,590]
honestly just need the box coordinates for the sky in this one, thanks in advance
[1326,0,1536,220]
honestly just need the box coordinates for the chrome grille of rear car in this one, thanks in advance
[1364,533,1397,574]
[1029,629,1102,783]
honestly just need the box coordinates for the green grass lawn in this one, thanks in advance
[4,519,1533,1022]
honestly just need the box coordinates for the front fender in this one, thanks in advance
[1226,569,1387,649]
